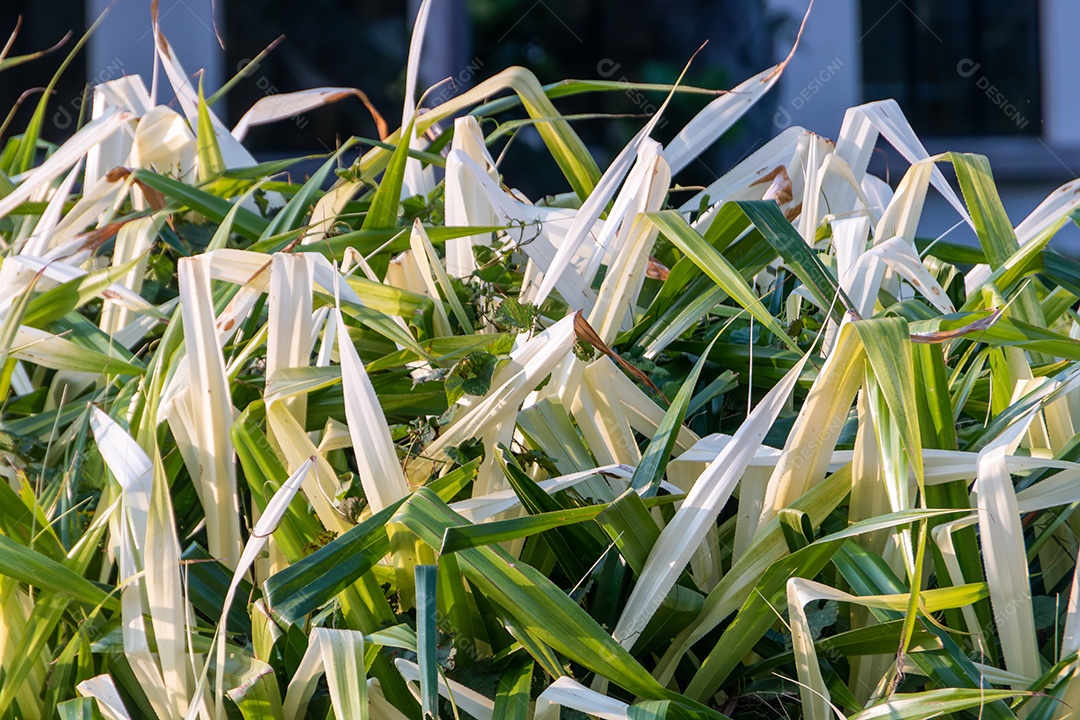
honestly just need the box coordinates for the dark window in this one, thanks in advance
[222,0,780,193]
[860,0,1040,136]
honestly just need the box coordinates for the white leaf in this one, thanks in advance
[282,629,326,718]
[874,160,933,245]
[532,125,654,307]
[233,88,377,141]
[0,110,130,222]
[444,116,499,278]
[401,0,435,198]
[410,219,473,333]
[584,142,670,339]
[187,458,315,720]
[92,410,191,714]
[418,314,577,469]
[318,628,368,720]
[536,676,628,719]
[451,464,633,523]
[666,65,783,175]
[613,353,809,648]
[395,658,494,720]
[132,106,196,178]
[872,237,955,314]
[680,127,807,218]
[90,408,152,544]
[85,75,152,188]
[19,157,84,256]
[176,256,243,568]
[1015,178,1080,247]
[76,675,133,720]
[832,100,970,226]
[451,151,595,309]
[976,404,1044,685]
[267,254,315,427]
[336,308,412,511]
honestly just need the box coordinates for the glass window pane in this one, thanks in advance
[860,0,1040,136]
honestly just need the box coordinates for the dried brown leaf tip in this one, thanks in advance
[357,90,389,140]
[573,310,665,399]
[322,89,389,140]
[75,218,139,254]
[754,165,793,207]
[645,257,670,281]
[104,167,167,211]
[910,309,1003,344]
[103,167,129,183]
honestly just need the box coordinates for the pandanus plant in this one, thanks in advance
[2,1,1080,719]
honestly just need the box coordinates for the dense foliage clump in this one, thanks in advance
[3,4,1080,719]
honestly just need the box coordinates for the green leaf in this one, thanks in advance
[425,67,600,200]
[362,120,413,231]
[317,628,369,720]
[262,499,404,625]
[834,543,1017,719]
[685,539,846,700]
[441,493,679,555]
[416,565,439,720]
[596,489,663,575]
[492,656,533,720]
[629,701,721,720]
[0,534,117,611]
[626,202,763,349]
[778,508,814,552]
[737,200,851,322]
[0,266,42,400]
[644,210,799,351]
[949,153,1018,269]
[56,698,101,720]
[292,224,506,259]
[496,298,540,331]
[196,78,225,181]
[131,169,269,240]
[260,140,357,244]
[849,689,1024,720]
[392,488,723,716]
[854,317,924,485]
[630,332,717,497]
[226,663,284,720]
[234,409,326,565]
[517,398,598,475]
[496,449,606,580]
[445,351,498,404]
[22,253,159,328]
[684,508,954,702]
[949,152,1044,326]
[181,544,252,635]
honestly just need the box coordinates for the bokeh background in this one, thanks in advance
[2,0,1076,249]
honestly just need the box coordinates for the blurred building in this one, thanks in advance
[3,1,1075,247]
[765,0,1078,247]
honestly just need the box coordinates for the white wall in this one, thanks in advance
[764,0,862,137]
[1040,0,1080,148]
[87,0,223,98]
[766,0,1080,151]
